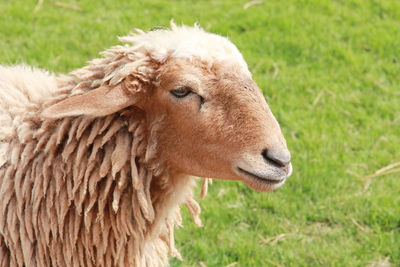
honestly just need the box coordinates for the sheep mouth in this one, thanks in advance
[237,167,285,184]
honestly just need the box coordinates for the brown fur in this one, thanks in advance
[0,25,291,266]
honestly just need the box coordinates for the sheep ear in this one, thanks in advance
[42,85,136,119]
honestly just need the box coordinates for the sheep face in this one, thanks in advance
[144,57,292,192]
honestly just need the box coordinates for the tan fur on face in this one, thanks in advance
[148,58,290,189]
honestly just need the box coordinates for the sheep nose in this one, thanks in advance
[262,148,291,167]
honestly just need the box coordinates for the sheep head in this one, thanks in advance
[42,24,292,192]
[146,56,292,192]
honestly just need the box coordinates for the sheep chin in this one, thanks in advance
[244,178,287,192]
[236,167,287,192]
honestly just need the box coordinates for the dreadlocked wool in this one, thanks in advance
[0,26,213,266]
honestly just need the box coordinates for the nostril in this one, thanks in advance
[261,149,290,167]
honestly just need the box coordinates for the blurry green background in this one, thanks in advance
[1,0,399,266]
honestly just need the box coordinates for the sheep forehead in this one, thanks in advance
[159,57,253,99]
[123,25,251,76]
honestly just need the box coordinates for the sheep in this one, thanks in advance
[0,22,292,267]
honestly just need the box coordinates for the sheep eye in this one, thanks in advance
[170,87,192,98]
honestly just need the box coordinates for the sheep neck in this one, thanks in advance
[1,109,198,266]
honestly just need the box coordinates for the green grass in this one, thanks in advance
[1,0,399,266]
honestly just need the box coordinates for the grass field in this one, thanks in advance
[1,0,399,266]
